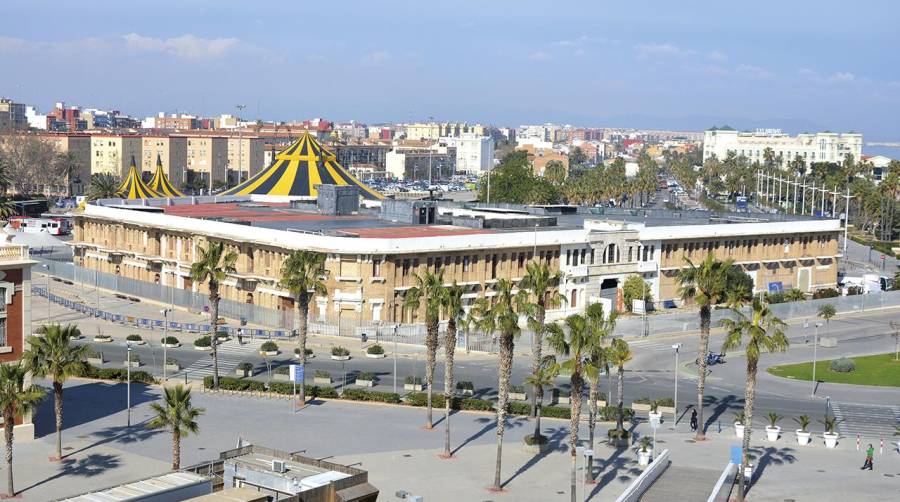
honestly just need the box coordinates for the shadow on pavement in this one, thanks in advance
[590,421,642,497]
[19,453,122,494]
[34,382,159,439]
[747,445,797,495]
[502,426,567,488]
[702,394,744,434]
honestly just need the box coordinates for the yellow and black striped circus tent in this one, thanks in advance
[116,156,159,199]
[221,132,383,200]
[148,154,185,197]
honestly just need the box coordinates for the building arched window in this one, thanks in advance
[604,244,618,264]
[570,289,578,308]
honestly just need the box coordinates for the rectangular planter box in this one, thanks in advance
[404,383,424,391]
[274,373,290,381]
[87,357,105,365]
[236,369,251,377]
[557,396,571,405]
[356,380,375,387]
[164,364,180,372]
[631,403,651,412]
[658,406,676,415]
[509,392,527,401]
[314,377,332,386]
[123,361,141,368]
[456,389,474,397]
[596,400,607,408]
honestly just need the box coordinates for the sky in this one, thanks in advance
[2,1,900,143]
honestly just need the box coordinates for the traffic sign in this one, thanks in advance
[289,364,304,383]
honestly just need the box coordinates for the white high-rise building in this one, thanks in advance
[441,134,494,174]
[703,127,862,168]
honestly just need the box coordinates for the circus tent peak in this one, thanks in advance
[116,156,159,199]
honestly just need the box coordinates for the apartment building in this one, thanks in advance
[703,128,863,167]
[182,136,227,188]
[226,136,265,184]
[141,136,188,186]
[0,99,27,130]
[90,135,142,177]
[405,122,486,141]
[385,144,456,180]
[442,134,494,174]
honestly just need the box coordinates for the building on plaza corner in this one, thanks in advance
[703,127,863,168]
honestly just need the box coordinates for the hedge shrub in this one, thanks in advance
[260,341,279,352]
[341,388,401,404]
[295,348,313,356]
[162,336,180,345]
[274,365,290,375]
[366,344,385,355]
[266,382,339,398]
[829,357,856,373]
[405,375,423,385]
[812,288,840,299]
[203,376,265,391]
[194,336,211,347]
[357,372,377,381]
[81,363,156,384]
[456,381,474,391]
[126,334,142,342]
[332,346,350,356]
[405,392,494,411]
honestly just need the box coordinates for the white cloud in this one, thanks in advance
[528,51,551,61]
[360,51,390,65]
[123,33,238,59]
[707,50,727,62]
[634,42,696,59]
[734,64,774,79]
[828,72,855,83]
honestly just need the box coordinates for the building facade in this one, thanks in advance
[226,137,265,183]
[184,136,228,188]
[442,134,494,174]
[141,136,188,186]
[0,99,27,130]
[90,135,142,177]
[703,128,863,167]
[385,146,456,180]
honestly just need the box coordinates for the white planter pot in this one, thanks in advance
[123,360,141,368]
[509,392,527,401]
[331,355,351,361]
[404,383,424,391]
[743,464,753,480]
[631,403,651,413]
[823,432,839,448]
[94,337,112,343]
[648,411,662,425]
[313,377,332,386]
[557,396,570,405]
[260,350,279,357]
[734,422,745,439]
[164,364,180,372]
[366,353,386,358]
[356,380,375,387]
[765,426,781,442]
[796,430,811,446]
[194,345,212,351]
[236,369,251,377]
[658,406,676,415]
[295,353,313,359]
[127,340,146,345]
[161,343,181,348]
[457,389,474,397]
[638,450,653,466]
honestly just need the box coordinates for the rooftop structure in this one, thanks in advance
[703,128,862,167]
[56,472,212,502]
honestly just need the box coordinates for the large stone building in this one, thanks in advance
[141,136,188,186]
[90,134,143,177]
[703,127,863,167]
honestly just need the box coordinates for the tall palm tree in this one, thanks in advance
[524,355,557,444]
[676,254,734,440]
[468,278,523,491]
[547,313,598,502]
[721,298,789,502]
[280,250,328,405]
[0,363,45,497]
[22,323,88,460]
[146,385,205,470]
[520,261,564,419]
[404,269,444,429]
[584,303,617,481]
[190,242,237,389]
[608,338,632,433]
[440,282,465,458]
[85,173,121,201]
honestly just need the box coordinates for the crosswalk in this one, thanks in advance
[832,402,900,440]
[624,337,678,353]
[180,339,266,379]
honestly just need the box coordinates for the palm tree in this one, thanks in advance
[404,269,444,429]
[440,282,465,458]
[609,338,632,433]
[190,242,237,389]
[85,173,121,201]
[817,304,836,337]
[584,302,617,481]
[520,261,564,419]
[280,250,327,405]
[468,278,523,491]
[523,356,557,445]
[0,363,45,497]
[146,385,205,470]
[721,298,789,502]
[22,323,88,460]
[546,313,598,502]
[676,254,734,440]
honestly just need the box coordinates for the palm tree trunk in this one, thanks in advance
[297,292,309,405]
[530,302,545,418]
[738,355,758,502]
[4,407,13,497]
[443,319,457,457]
[569,372,583,502]
[425,318,439,429]
[605,363,612,416]
[533,388,543,440]
[617,365,625,431]
[54,380,63,460]
[210,285,220,389]
[492,331,514,491]
[695,305,711,440]
[586,378,598,483]
[173,430,181,470]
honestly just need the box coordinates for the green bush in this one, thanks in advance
[274,365,290,375]
[598,405,634,422]
[622,274,654,312]
[357,372,377,382]
[341,388,401,404]
[81,363,156,384]
[126,334,142,342]
[632,397,674,407]
[405,392,495,411]
[507,401,571,419]
[162,336,180,345]
[456,381,474,391]
[203,376,265,391]
[509,385,525,394]
[405,375,423,385]
[366,344,385,355]
[829,357,856,373]
[260,341,279,352]
[294,347,313,356]
[237,362,253,372]
[331,346,350,357]
[812,288,840,299]
[315,370,331,379]
[194,336,211,347]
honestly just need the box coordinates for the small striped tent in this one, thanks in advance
[116,156,159,199]
[221,132,383,200]
[148,154,185,197]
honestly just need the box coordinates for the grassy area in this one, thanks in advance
[767,353,900,387]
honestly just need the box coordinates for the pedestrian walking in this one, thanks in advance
[861,443,874,470]
[237,328,243,346]
[690,409,698,432]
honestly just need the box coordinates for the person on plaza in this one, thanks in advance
[237,328,243,346]
[861,443,874,470]
[690,409,698,432]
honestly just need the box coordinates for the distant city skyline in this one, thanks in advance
[2,1,898,142]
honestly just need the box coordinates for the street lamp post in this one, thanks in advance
[672,343,682,426]
[161,308,171,381]
[812,322,821,395]
[126,342,132,427]
[392,324,399,395]
[236,104,246,183]
[43,264,50,322]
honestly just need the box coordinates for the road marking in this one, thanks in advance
[180,339,267,378]
[832,402,900,439]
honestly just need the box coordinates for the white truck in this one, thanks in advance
[839,274,892,295]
